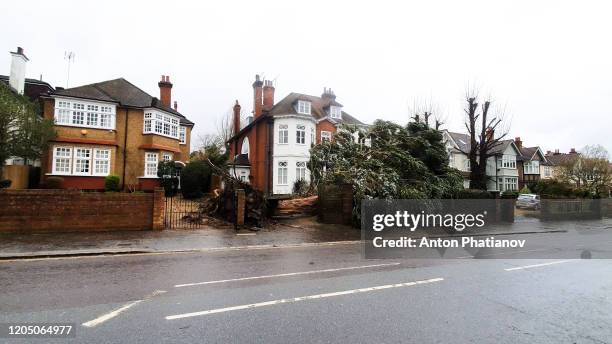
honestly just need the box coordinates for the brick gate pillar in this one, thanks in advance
[152,187,165,230]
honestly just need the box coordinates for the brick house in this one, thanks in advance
[40,76,194,190]
[442,130,521,192]
[227,75,367,196]
[514,137,548,190]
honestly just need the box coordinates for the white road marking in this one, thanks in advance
[174,263,401,288]
[236,233,256,236]
[82,290,166,328]
[166,277,443,320]
[504,260,572,271]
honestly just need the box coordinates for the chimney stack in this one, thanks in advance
[9,46,29,94]
[252,74,263,117]
[514,137,522,149]
[321,87,336,101]
[233,100,241,136]
[263,80,275,110]
[158,75,173,107]
[569,148,577,154]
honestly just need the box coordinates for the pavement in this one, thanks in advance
[1,222,612,343]
[1,215,610,260]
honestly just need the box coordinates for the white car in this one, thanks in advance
[516,193,541,210]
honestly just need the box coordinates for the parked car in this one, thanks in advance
[516,193,540,210]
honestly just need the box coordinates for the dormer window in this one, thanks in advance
[297,100,311,115]
[330,106,342,119]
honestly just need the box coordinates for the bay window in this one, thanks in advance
[524,161,540,174]
[143,110,180,139]
[54,98,115,129]
[498,155,517,169]
[51,146,111,176]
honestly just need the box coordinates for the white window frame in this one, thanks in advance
[52,147,72,175]
[321,131,332,143]
[278,124,289,144]
[143,109,180,140]
[504,177,518,191]
[73,147,92,176]
[330,106,342,119]
[278,161,288,185]
[162,153,173,162]
[93,148,111,176]
[524,160,540,174]
[310,127,315,145]
[296,124,306,145]
[144,152,159,178]
[500,155,517,169]
[296,161,307,181]
[53,97,116,130]
[179,126,187,144]
[297,100,311,115]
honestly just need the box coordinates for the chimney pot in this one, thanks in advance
[158,74,173,107]
[252,75,264,117]
[173,101,178,111]
[263,79,275,110]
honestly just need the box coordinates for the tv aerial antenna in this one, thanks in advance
[64,51,75,88]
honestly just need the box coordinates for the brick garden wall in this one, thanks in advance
[0,188,165,233]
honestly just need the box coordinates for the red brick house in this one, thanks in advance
[514,137,548,190]
[227,75,367,196]
[39,76,194,190]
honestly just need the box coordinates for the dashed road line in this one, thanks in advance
[166,277,444,320]
[504,260,572,271]
[174,263,401,287]
[82,290,166,328]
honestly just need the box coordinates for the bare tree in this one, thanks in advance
[558,145,611,195]
[409,98,447,130]
[463,90,510,190]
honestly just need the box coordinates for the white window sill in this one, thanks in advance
[54,123,116,131]
[139,176,159,179]
[46,173,107,177]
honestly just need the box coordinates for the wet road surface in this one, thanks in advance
[1,228,612,343]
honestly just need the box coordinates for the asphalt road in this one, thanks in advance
[1,227,612,343]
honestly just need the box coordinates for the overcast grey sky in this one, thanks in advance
[2,0,610,154]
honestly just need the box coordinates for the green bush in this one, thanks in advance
[45,176,64,189]
[292,179,309,196]
[104,175,121,192]
[181,160,211,199]
[0,179,11,189]
[519,186,531,194]
[534,179,573,198]
[156,161,179,196]
[455,189,495,199]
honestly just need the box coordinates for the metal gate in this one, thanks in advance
[164,196,206,229]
